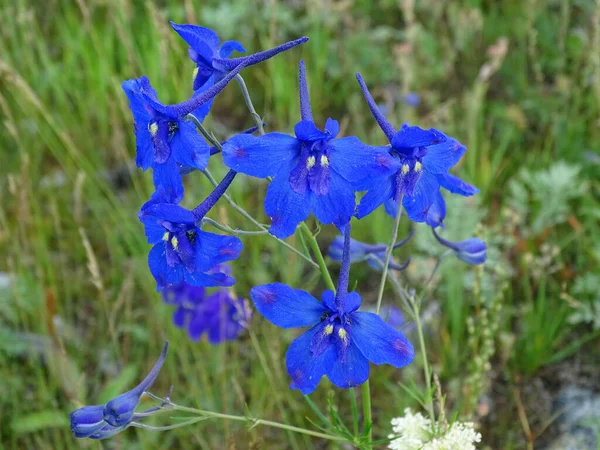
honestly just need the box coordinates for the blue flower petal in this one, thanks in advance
[219,40,246,58]
[324,118,340,138]
[134,127,154,171]
[311,172,355,229]
[437,173,479,196]
[171,120,210,171]
[425,190,446,228]
[391,124,446,149]
[421,137,466,174]
[250,283,327,328]
[195,229,243,271]
[152,158,184,203]
[351,312,414,367]
[402,171,440,223]
[286,323,335,394]
[170,22,219,63]
[265,168,311,238]
[70,405,106,438]
[340,292,362,313]
[222,133,299,179]
[326,340,370,389]
[184,270,235,287]
[294,120,329,142]
[355,175,394,219]
[148,242,184,290]
[141,203,195,225]
[321,290,336,312]
[329,138,398,183]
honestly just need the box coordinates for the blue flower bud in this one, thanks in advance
[432,228,487,265]
[103,341,169,427]
[70,405,106,438]
[88,423,128,440]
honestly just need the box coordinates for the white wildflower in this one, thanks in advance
[388,409,482,450]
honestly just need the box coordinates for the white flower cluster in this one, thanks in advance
[388,409,482,450]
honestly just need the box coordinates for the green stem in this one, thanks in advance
[168,403,346,442]
[375,197,404,314]
[362,381,373,446]
[235,74,265,135]
[350,389,359,438]
[186,114,222,150]
[299,222,335,291]
[412,297,436,425]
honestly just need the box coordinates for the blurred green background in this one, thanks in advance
[1,0,599,448]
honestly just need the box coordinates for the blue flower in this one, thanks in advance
[170,22,308,93]
[327,233,412,271]
[222,61,397,238]
[70,342,169,439]
[162,280,251,344]
[138,193,242,291]
[432,228,487,265]
[250,283,414,394]
[122,62,246,200]
[354,74,478,227]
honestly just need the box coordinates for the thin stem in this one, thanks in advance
[235,74,265,135]
[192,169,237,220]
[350,389,359,438]
[299,222,335,292]
[131,416,209,431]
[167,403,346,442]
[362,381,372,446]
[412,296,435,425]
[202,217,269,236]
[375,196,404,314]
[201,170,318,269]
[186,114,222,150]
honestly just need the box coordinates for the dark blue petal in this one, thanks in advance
[135,127,154,171]
[148,242,184,290]
[222,133,299,178]
[187,312,210,341]
[391,124,446,149]
[219,40,246,58]
[250,283,327,328]
[421,137,466,174]
[152,158,184,203]
[351,312,414,367]
[329,138,399,183]
[170,22,219,64]
[195,229,243,272]
[170,120,210,170]
[324,118,340,138]
[173,306,189,328]
[141,203,195,225]
[340,292,361,313]
[264,168,311,238]
[286,323,336,395]
[70,405,106,438]
[402,171,440,223]
[321,290,337,312]
[425,190,446,228]
[437,173,479,196]
[311,173,355,229]
[184,270,235,287]
[294,120,328,142]
[355,175,394,219]
[326,340,370,389]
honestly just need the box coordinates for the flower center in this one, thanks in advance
[289,140,331,196]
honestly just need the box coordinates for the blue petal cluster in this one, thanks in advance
[250,284,414,394]
[432,228,487,264]
[162,274,251,343]
[355,74,478,228]
[327,233,412,272]
[222,61,397,238]
[70,343,168,440]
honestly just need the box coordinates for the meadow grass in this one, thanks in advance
[1,0,599,448]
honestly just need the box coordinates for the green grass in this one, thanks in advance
[1,0,599,448]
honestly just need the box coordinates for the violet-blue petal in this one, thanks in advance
[324,118,340,138]
[70,405,106,438]
[250,283,327,328]
[421,137,466,174]
[311,172,355,229]
[184,270,235,287]
[219,40,246,58]
[264,168,311,238]
[329,138,398,183]
[222,133,299,178]
[294,120,329,141]
[425,190,446,228]
[286,323,335,395]
[148,242,184,290]
[391,125,446,149]
[152,158,184,203]
[170,120,210,170]
[194,229,243,272]
[437,173,479,196]
[321,290,337,312]
[170,22,219,62]
[402,171,440,223]
[326,340,370,389]
[356,174,394,219]
[351,312,414,367]
[141,203,196,226]
[340,292,362,313]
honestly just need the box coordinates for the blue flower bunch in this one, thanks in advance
[71,20,488,442]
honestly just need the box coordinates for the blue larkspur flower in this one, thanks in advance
[170,22,308,93]
[162,280,251,344]
[432,228,487,265]
[327,232,412,271]
[138,190,242,291]
[250,283,414,394]
[70,342,169,439]
[222,61,397,238]
[355,74,479,227]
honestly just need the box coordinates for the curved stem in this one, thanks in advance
[375,195,404,314]
[235,74,265,135]
[299,222,335,292]
[201,170,318,269]
[186,114,223,151]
